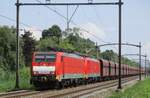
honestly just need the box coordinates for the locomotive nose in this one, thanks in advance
[33,64,56,75]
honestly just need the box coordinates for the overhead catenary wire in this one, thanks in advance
[0,10,108,46]
[34,0,119,54]
[0,10,110,46]
[36,0,118,53]
[0,14,42,32]
[91,5,118,51]
[68,5,79,24]
[1,0,118,52]
[35,0,67,21]
[34,0,112,45]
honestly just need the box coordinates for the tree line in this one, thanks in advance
[0,25,138,72]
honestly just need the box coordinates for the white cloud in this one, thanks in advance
[23,27,42,40]
[79,22,106,44]
[20,23,107,42]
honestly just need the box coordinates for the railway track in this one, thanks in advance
[0,90,40,98]
[71,77,137,98]
[45,76,138,98]
[0,76,138,98]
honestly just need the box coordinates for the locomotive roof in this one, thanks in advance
[34,51,56,54]
[86,57,99,62]
[63,52,83,59]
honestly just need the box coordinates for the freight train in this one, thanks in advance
[30,51,144,88]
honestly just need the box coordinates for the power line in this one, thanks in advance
[0,12,111,47]
[1,0,116,47]
[79,6,116,47]
[35,0,67,21]
[0,12,109,46]
[35,1,118,51]
[34,0,111,44]
[0,14,42,32]
[0,14,29,27]
[68,5,79,24]
[91,6,118,51]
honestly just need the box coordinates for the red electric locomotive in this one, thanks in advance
[31,51,140,88]
[31,51,96,88]
[84,57,101,82]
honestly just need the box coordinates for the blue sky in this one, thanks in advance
[0,0,150,62]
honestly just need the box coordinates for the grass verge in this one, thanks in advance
[0,67,33,92]
[108,78,150,98]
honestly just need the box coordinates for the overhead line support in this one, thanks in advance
[16,0,123,90]
[139,42,142,80]
[15,0,20,89]
[17,2,121,6]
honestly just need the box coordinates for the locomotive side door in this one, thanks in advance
[61,56,64,78]
[99,60,103,77]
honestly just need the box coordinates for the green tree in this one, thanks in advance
[62,28,97,56]
[100,50,115,61]
[100,50,138,66]
[36,37,58,51]
[21,31,36,66]
[0,26,16,71]
[42,25,62,44]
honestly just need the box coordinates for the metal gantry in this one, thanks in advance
[123,53,147,79]
[15,0,123,89]
[96,42,142,88]
[132,59,149,78]
[145,55,147,78]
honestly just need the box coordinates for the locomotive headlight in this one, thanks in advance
[33,71,39,74]
[48,66,55,71]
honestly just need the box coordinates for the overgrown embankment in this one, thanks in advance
[0,67,32,92]
[109,78,150,98]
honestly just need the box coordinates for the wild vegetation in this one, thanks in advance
[109,78,150,98]
[0,25,138,91]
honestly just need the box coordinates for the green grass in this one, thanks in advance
[109,78,150,98]
[0,67,33,92]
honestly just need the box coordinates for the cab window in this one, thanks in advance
[34,53,56,62]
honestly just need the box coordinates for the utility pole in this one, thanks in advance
[15,0,20,89]
[145,55,147,78]
[149,61,150,76]
[118,0,122,89]
[96,42,99,59]
[139,42,142,80]
[67,5,69,32]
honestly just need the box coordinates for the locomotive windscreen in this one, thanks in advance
[34,53,56,62]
